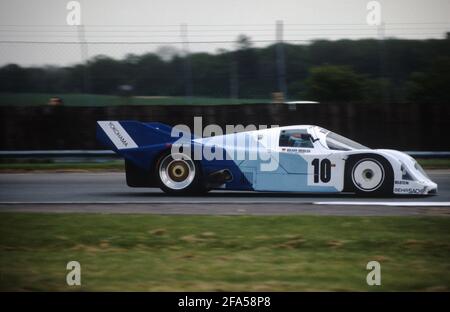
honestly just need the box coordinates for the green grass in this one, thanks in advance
[0,160,124,172]
[0,213,449,291]
[415,158,450,169]
[0,93,270,106]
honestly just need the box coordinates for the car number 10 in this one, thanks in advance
[312,158,331,183]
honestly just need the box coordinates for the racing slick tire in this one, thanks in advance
[155,151,206,195]
[345,155,394,196]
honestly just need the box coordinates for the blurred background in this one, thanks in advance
[0,0,449,151]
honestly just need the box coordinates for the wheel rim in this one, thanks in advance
[159,153,196,190]
[351,159,385,192]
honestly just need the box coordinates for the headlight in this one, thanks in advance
[401,164,414,181]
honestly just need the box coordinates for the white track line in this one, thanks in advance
[0,201,449,207]
[0,201,313,205]
[313,201,450,207]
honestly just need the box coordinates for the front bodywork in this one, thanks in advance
[375,149,438,195]
[96,121,437,195]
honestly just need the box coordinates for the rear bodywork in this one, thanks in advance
[96,121,437,195]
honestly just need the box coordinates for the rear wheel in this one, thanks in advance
[345,155,393,196]
[156,152,203,195]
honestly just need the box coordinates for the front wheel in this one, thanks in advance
[156,152,203,195]
[345,156,393,196]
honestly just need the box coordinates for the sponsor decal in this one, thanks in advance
[108,122,130,147]
[394,180,409,185]
[394,187,424,194]
[98,121,138,149]
[284,148,311,153]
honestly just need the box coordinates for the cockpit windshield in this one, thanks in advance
[325,131,369,151]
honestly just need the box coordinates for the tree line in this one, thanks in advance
[1,34,449,103]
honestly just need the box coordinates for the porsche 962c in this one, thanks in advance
[97,121,437,196]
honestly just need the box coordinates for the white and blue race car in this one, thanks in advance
[97,121,437,196]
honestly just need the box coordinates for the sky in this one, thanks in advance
[0,0,449,66]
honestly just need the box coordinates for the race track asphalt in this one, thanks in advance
[0,170,449,216]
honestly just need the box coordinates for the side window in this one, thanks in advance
[279,129,314,148]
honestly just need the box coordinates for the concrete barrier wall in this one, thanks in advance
[0,102,448,150]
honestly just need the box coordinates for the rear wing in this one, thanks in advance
[96,120,200,170]
[96,121,174,150]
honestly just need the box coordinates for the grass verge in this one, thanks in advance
[0,160,124,172]
[0,213,449,291]
[415,158,450,169]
